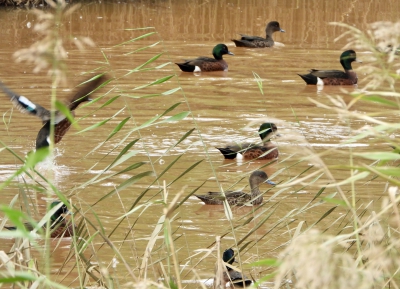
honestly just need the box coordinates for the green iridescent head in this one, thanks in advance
[258,122,278,141]
[212,44,234,60]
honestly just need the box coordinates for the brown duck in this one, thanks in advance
[232,21,285,48]
[175,44,234,72]
[298,50,360,85]
[4,201,75,238]
[0,74,108,149]
[216,123,279,160]
[195,170,275,206]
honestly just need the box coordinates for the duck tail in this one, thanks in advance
[175,63,196,72]
[4,226,17,230]
[216,147,238,159]
[231,39,247,47]
[298,73,319,85]
[194,194,208,203]
[231,279,252,287]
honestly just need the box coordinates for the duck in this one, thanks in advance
[216,122,279,160]
[4,201,75,238]
[0,74,108,149]
[231,21,285,48]
[194,170,275,206]
[221,248,252,287]
[175,44,234,72]
[298,50,360,85]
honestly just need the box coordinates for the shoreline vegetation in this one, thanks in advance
[0,0,400,288]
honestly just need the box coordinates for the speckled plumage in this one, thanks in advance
[175,44,234,72]
[232,21,285,48]
[4,201,75,238]
[216,123,279,160]
[195,170,275,206]
[222,248,252,287]
[0,75,108,149]
[298,50,360,85]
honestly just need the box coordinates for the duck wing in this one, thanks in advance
[229,270,252,287]
[0,80,50,121]
[309,69,348,79]
[184,56,218,66]
[238,34,265,42]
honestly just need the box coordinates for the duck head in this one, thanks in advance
[212,44,234,60]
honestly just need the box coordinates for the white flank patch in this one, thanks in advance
[193,66,201,72]
[316,77,324,86]
[19,96,36,109]
[46,136,51,145]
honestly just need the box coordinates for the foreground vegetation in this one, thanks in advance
[0,1,400,288]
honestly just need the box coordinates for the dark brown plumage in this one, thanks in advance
[221,249,252,287]
[298,50,360,85]
[216,123,279,160]
[232,21,285,48]
[195,170,275,206]
[4,201,75,238]
[175,44,234,72]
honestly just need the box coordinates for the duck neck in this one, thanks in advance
[69,98,86,110]
[340,59,353,72]
[213,51,223,61]
[259,129,272,144]
[50,213,64,227]
[250,182,263,204]
[265,28,275,41]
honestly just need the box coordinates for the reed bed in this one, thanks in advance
[0,1,400,288]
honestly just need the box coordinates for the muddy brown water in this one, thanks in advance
[0,0,399,287]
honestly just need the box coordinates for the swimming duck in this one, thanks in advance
[175,44,234,72]
[222,248,252,287]
[232,21,285,48]
[298,50,360,85]
[194,170,275,206]
[0,75,107,149]
[216,123,279,160]
[4,201,75,238]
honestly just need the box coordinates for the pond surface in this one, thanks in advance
[0,0,399,287]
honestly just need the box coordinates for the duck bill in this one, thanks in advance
[227,51,235,56]
[280,29,285,33]
[265,179,276,185]
[355,58,362,63]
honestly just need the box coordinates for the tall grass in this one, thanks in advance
[1,1,400,289]
[267,21,400,288]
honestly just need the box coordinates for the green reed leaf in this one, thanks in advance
[133,75,175,90]
[93,171,154,205]
[314,206,337,225]
[99,95,121,108]
[0,272,36,283]
[159,111,190,123]
[250,258,280,267]
[355,152,400,160]
[125,53,164,75]
[113,32,156,47]
[124,41,161,56]
[252,71,264,95]
[322,197,347,206]
[359,95,398,107]
[55,100,79,130]
[326,171,370,187]
[105,117,131,141]
[77,117,111,134]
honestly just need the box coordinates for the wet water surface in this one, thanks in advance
[0,0,399,287]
